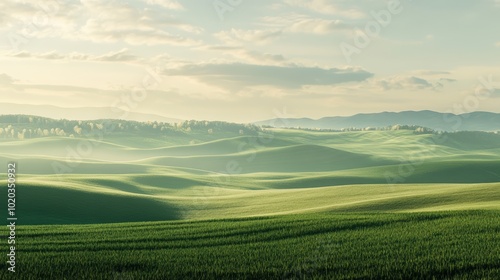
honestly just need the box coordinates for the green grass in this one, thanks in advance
[1,128,499,224]
[1,128,499,278]
[12,175,500,224]
[1,211,499,279]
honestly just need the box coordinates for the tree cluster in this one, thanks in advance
[0,115,261,140]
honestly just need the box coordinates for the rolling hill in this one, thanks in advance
[1,115,499,279]
[1,120,499,224]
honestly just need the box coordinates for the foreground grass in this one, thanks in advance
[2,211,499,279]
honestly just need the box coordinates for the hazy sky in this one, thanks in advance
[1,0,499,122]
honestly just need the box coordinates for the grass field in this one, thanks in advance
[1,211,499,279]
[0,126,499,278]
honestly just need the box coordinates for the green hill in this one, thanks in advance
[13,174,500,223]
[1,124,499,225]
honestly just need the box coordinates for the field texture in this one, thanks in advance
[0,124,499,279]
[1,129,499,223]
[1,211,499,279]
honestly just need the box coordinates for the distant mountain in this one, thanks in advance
[255,110,500,132]
[0,103,181,123]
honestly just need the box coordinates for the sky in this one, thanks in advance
[0,0,499,122]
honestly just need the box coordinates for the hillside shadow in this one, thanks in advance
[17,184,182,225]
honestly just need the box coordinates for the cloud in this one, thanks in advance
[11,51,31,58]
[198,45,287,65]
[94,30,196,46]
[439,78,457,83]
[215,29,283,45]
[196,45,243,51]
[233,50,286,65]
[142,0,184,10]
[373,76,442,91]
[495,42,500,47]
[491,88,500,98]
[37,51,66,60]
[324,74,452,96]
[0,1,48,29]
[214,15,350,46]
[288,18,349,34]
[95,49,139,62]
[0,0,201,46]
[163,63,373,90]
[0,1,83,36]
[0,73,14,85]
[413,70,451,76]
[6,49,139,62]
[260,14,351,35]
[283,0,365,19]
[79,1,201,46]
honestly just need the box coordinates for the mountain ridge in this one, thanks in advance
[256,110,500,132]
[0,103,181,123]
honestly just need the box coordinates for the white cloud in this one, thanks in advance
[143,0,184,10]
[79,1,201,46]
[164,63,373,91]
[261,14,351,35]
[332,75,449,93]
[0,73,14,85]
[288,18,349,34]
[0,1,44,29]
[215,29,283,45]
[196,45,243,51]
[37,51,66,60]
[439,78,457,83]
[214,14,350,47]
[232,50,286,65]
[283,0,365,19]
[0,0,201,46]
[196,45,287,66]
[6,49,139,62]
[95,49,139,62]
[492,89,500,98]
[412,70,451,76]
[372,76,442,91]
[11,51,31,58]
[0,1,81,35]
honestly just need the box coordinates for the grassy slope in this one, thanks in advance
[1,211,499,279]
[1,129,499,278]
[1,129,500,224]
[14,175,500,223]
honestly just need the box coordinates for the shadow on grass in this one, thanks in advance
[18,215,441,253]
[17,184,182,225]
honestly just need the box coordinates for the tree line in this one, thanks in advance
[0,115,261,140]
